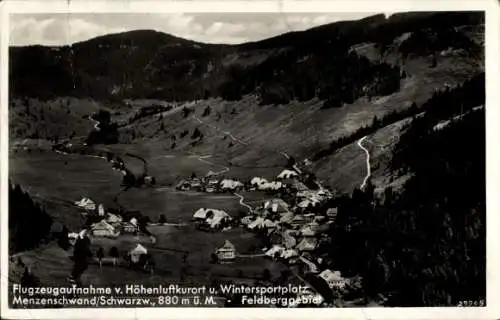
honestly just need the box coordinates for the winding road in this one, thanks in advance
[357,136,371,189]
[233,193,253,212]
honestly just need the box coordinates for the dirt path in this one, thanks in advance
[192,115,297,166]
[193,115,249,146]
[233,193,253,212]
[187,152,230,177]
[357,136,371,189]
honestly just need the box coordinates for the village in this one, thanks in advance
[64,157,366,308]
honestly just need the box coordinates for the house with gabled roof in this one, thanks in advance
[91,220,120,238]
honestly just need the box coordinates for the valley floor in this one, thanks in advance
[8,141,326,307]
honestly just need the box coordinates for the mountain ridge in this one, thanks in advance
[9,11,483,102]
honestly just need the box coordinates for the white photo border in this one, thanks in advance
[1,0,499,319]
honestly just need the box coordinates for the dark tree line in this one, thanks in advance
[324,104,485,306]
[9,182,53,253]
[219,43,402,107]
[398,27,480,58]
[125,105,172,125]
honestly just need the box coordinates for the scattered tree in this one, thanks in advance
[109,246,119,267]
[96,247,104,269]
[158,214,167,224]
[202,106,211,117]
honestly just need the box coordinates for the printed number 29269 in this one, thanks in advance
[457,300,485,307]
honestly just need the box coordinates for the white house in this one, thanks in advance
[98,204,106,216]
[68,232,79,245]
[279,212,294,224]
[299,256,320,273]
[259,181,283,191]
[205,210,231,229]
[298,198,321,209]
[129,244,148,263]
[130,217,138,226]
[318,269,348,290]
[264,199,290,214]
[265,244,285,258]
[122,222,138,233]
[240,216,254,226]
[300,224,318,237]
[215,240,236,261]
[247,217,266,230]
[220,179,243,191]
[282,230,297,249]
[75,197,96,211]
[91,220,120,238]
[107,213,123,224]
[277,169,299,180]
[326,208,338,219]
[193,208,210,220]
[251,177,268,187]
[263,219,278,229]
[280,249,299,259]
[205,179,219,193]
[296,237,317,251]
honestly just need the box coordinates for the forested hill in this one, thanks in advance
[9,12,483,104]
[320,75,485,306]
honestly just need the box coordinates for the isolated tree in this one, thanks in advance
[262,268,271,282]
[158,214,167,224]
[410,102,418,112]
[210,253,218,264]
[202,106,211,117]
[96,247,104,269]
[138,216,151,227]
[147,255,155,275]
[430,55,437,68]
[278,269,291,284]
[21,267,39,288]
[106,152,113,162]
[109,246,119,267]
[182,107,192,118]
[71,232,92,282]
[192,128,201,139]
[57,225,70,251]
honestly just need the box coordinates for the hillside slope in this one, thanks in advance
[9,11,485,193]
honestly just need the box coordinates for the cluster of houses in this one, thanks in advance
[192,208,234,231]
[176,176,244,193]
[242,192,355,304]
[70,198,157,273]
[175,169,303,194]
[185,166,356,305]
[73,197,146,239]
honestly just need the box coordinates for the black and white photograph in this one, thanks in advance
[0,1,497,318]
